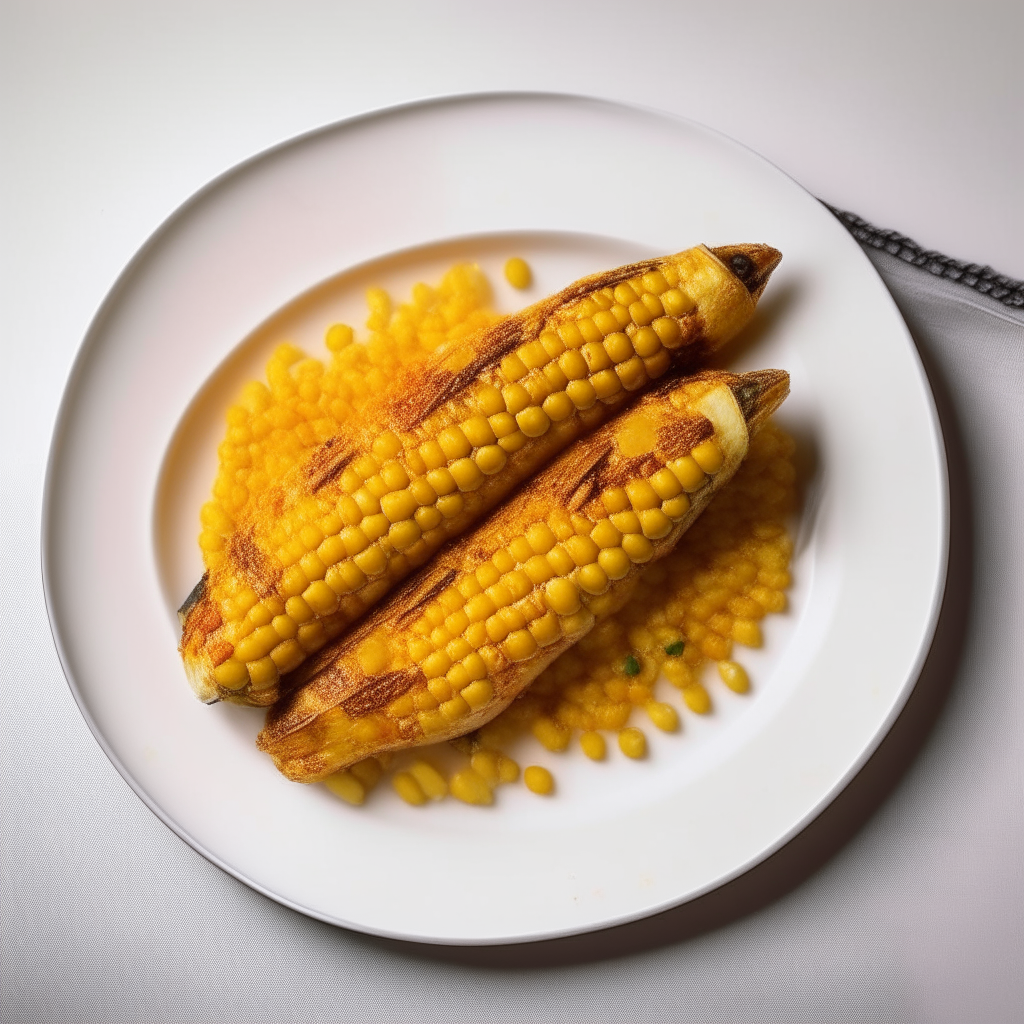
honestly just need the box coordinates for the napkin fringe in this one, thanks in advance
[826,205,1024,309]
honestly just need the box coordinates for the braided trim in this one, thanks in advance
[826,205,1024,310]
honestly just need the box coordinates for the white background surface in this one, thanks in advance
[2,1,1022,1020]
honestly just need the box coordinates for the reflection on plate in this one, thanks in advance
[42,94,946,944]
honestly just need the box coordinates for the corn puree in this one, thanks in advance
[202,263,795,806]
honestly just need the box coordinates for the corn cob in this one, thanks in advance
[257,367,790,781]
[180,244,782,706]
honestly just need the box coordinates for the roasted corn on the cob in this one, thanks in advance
[257,367,790,781]
[181,245,782,706]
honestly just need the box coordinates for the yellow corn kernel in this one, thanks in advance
[581,341,612,373]
[557,321,585,348]
[577,731,605,761]
[596,489,626,516]
[682,682,712,714]
[649,468,682,500]
[621,533,654,563]
[316,534,346,568]
[718,661,751,693]
[732,619,762,647]
[419,439,447,470]
[413,505,442,532]
[380,489,416,523]
[296,620,327,653]
[516,406,550,438]
[270,613,297,641]
[539,330,565,359]
[564,534,599,567]
[436,493,464,519]
[662,494,691,520]
[280,564,308,598]
[388,517,421,551]
[461,414,496,448]
[542,391,575,422]
[387,693,415,718]
[533,717,570,752]
[503,568,532,600]
[597,546,631,580]
[496,755,519,784]
[353,487,381,516]
[525,522,556,555]
[419,709,447,735]
[691,439,724,474]
[646,702,679,732]
[669,455,706,491]
[325,322,354,352]
[485,581,514,609]
[498,430,527,454]
[560,608,595,636]
[660,287,695,317]
[503,629,538,662]
[353,544,387,576]
[615,356,647,391]
[523,554,553,584]
[546,545,576,576]
[476,562,501,588]
[461,651,487,681]
[448,457,484,492]
[469,443,504,476]
[613,282,639,305]
[558,349,588,380]
[500,352,528,382]
[302,580,340,616]
[639,270,667,294]
[379,458,408,489]
[524,765,554,795]
[502,382,531,415]
[449,768,493,806]
[576,562,609,595]
[422,650,452,679]
[566,378,597,409]
[528,611,561,646]
[627,300,654,327]
[652,316,682,348]
[461,678,493,710]
[361,513,389,541]
[410,760,448,800]
[284,595,314,623]
[592,309,618,335]
[485,612,511,644]
[325,560,366,595]
[626,479,660,511]
[605,333,633,366]
[440,694,470,721]
[590,519,621,549]
[590,368,622,400]
[476,383,506,416]
[247,656,279,691]
[618,727,647,759]
[465,592,497,623]
[213,658,249,690]
[638,508,672,540]
[470,750,500,786]
[413,690,438,712]
[392,771,427,806]
[324,770,365,805]
[518,340,549,370]
[235,624,279,663]
[438,425,472,461]
[630,325,662,359]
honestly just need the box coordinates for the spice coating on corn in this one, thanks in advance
[181,245,782,707]
[256,367,790,782]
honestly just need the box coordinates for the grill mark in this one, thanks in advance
[228,529,279,597]
[341,669,421,718]
[563,447,615,511]
[395,568,459,627]
[388,257,666,430]
[307,436,357,492]
[658,414,714,460]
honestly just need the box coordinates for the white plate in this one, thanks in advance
[42,94,947,945]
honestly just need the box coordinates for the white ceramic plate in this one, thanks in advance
[42,94,946,945]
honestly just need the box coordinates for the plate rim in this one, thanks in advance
[40,90,949,946]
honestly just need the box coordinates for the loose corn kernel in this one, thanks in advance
[450,768,493,805]
[732,619,762,647]
[682,682,712,714]
[718,661,751,693]
[504,257,531,289]
[580,731,606,760]
[470,750,501,786]
[691,440,724,474]
[646,702,679,732]
[618,727,647,758]
[533,717,570,752]
[324,771,365,805]
[524,765,554,795]
[410,760,448,799]
[392,772,427,806]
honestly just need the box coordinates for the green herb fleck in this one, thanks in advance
[664,640,685,656]
[623,654,641,676]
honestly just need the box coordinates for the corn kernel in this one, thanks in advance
[392,771,427,806]
[604,332,634,363]
[618,727,647,758]
[542,391,575,422]
[353,544,387,576]
[622,533,654,563]
[280,564,308,598]
[247,656,279,691]
[615,356,647,391]
[316,534,346,567]
[504,256,532,289]
[500,352,528,382]
[557,321,585,348]
[448,457,483,491]
[662,494,691,520]
[235,624,279,663]
[503,629,537,662]
[502,383,531,415]
[682,682,712,714]
[718,661,751,693]
[528,611,561,646]
[325,560,366,595]
[410,760,448,800]
[213,659,249,690]
[691,439,724,474]
[440,694,470,721]
[669,456,706,491]
[437,425,471,460]
[524,522,555,555]
[450,768,493,806]
[660,287,695,317]
[524,765,554,795]
[595,546,629,581]
[544,577,580,616]
[639,508,672,540]
[414,505,443,531]
[436,493,464,519]
[476,383,506,416]
[460,415,495,448]
[646,702,679,732]
[546,545,576,576]
[303,580,340,616]
[476,562,501,588]
[592,310,619,335]
[558,349,588,380]
[576,563,609,595]
[284,595,314,623]
[524,554,554,584]
[380,489,416,523]
[532,717,569,751]
[422,650,452,679]
[563,534,599,567]
[462,678,493,709]
[590,369,622,400]
[353,487,381,516]
[539,330,565,358]
[419,439,447,470]
[626,479,660,511]
[581,341,612,373]
[361,514,389,542]
[566,378,597,409]
[461,651,487,681]
[324,770,365,805]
